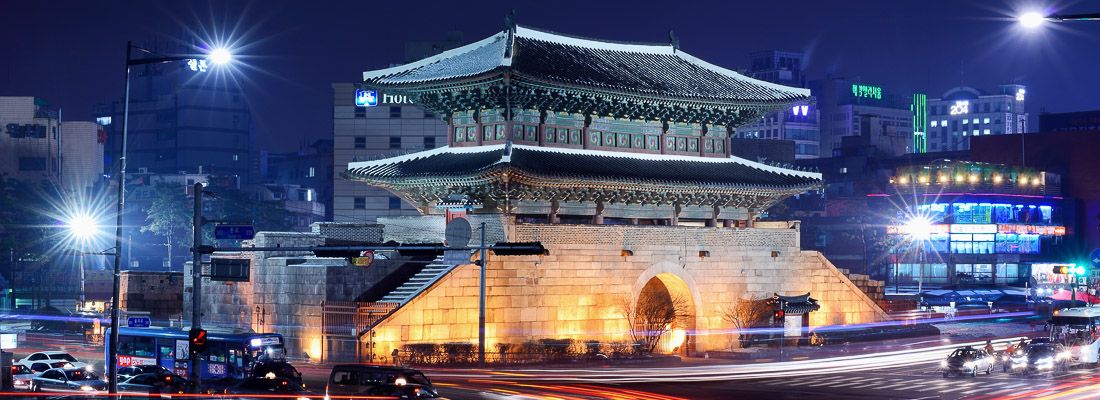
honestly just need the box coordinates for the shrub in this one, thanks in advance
[403,343,438,364]
[539,338,575,361]
[442,342,476,364]
[584,340,603,357]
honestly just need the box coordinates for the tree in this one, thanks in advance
[141,183,193,265]
[617,280,693,354]
[722,294,772,349]
[208,188,295,233]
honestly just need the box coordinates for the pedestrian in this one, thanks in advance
[392,348,400,366]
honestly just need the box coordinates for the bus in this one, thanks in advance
[104,327,286,381]
[1048,307,1100,365]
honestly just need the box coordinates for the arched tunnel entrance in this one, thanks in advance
[634,273,696,355]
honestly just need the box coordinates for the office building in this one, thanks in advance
[810,76,913,158]
[925,84,1027,152]
[262,139,333,220]
[60,121,105,193]
[95,38,255,184]
[0,96,61,185]
[737,51,820,159]
[1039,110,1100,132]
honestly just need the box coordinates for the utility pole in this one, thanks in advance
[190,182,203,391]
[478,222,487,367]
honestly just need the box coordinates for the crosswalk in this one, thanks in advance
[759,372,1059,398]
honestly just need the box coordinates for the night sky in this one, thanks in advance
[3,0,1097,152]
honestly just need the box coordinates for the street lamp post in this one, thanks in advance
[106,42,231,394]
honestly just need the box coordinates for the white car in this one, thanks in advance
[11,364,36,391]
[18,351,88,370]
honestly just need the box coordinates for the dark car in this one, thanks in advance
[1011,343,1071,374]
[118,373,188,397]
[941,347,994,377]
[365,383,440,398]
[30,367,108,393]
[224,376,313,399]
[327,365,435,399]
[117,365,174,381]
[253,361,304,383]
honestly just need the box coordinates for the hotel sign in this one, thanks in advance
[949,100,970,115]
[356,89,414,107]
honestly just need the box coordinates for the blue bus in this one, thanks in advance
[104,327,285,381]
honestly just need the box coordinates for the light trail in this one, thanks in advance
[431,337,1026,384]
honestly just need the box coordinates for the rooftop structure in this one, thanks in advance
[348,24,820,224]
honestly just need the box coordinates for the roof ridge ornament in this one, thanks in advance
[668,30,680,52]
[504,10,517,59]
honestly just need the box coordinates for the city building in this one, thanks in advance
[925,84,1028,152]
[1039,109,1100,132]
[331,35,465,224]
[95,38,255,184]
[261,139,333,220]
[119,271,183,321]
[737,50,820,159]
[877,161,1066,287]
[60,121,105,193]
[253,183,326,232]
[971,130,1100,258]
[0,96,61,185]
[810,76,914,158]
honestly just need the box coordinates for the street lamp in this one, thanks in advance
[904,216,933,296]
[1018,11,1100,28]
[64,211,102,307]
[106,42,233,395]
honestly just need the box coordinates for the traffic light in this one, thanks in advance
[1051,264,1087,275]
[189,327,207,356]
[1053,265,1070,275]
[773,309,785,322]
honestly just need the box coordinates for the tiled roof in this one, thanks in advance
[363,25,808,104]
[347,145,821,189]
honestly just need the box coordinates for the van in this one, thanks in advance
[326,364,438,398]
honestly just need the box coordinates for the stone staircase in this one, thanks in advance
[838,268,886,304]
[377,256,455,304]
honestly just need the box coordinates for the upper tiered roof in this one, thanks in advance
[362,25,810,125]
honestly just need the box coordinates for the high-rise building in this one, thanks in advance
[1039,109,1100,132]
[95,39,254,183]
[332,84,449,223]
[737,51,820,159]
[332,35,461,223]
[60,121,105,193]
[0,96,61,185]
[262,139,333,220]
[925,84,1027,152]
[810,76,913,158]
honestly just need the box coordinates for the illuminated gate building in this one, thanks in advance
[335,23,889,356]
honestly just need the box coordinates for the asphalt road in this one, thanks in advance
[423,362,1100,400]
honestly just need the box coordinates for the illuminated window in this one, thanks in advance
[972,118,979,124]
[984,129,991,135]
[983,118,991,124]
[931,121,938,127]
[941,120,947,126]
[962,119,968,125]
[973,130,979,136]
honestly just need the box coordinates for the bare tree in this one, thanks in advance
[722,294,772,349]
[617,288,693,354]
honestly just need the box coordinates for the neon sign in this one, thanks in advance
[791,105,810,116]
[1015,88,1026,101]
[949,100,969,115]
[186,59,208,72]
[355,89,378,107]
[852,84,882,100]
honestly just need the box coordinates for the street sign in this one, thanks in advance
[210,258,250,282]
[214,224,256,240]
[127,317,150,328]
[0,333,16,349]
[1090,248,1100,269]
[352,250,374,268]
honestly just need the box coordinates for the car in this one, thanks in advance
[117,365,174,381]
[1010,343,1072,374]
[941,346,995,377]
[118,372,188,397]
[28,360,76,374]
[18,351,88,369]
[10,364,36,391]
[364,383,441,398]
[29,367,108,393]
[223,376,314,399]
[326,365,436,399]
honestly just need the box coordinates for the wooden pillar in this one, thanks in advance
[671,203,681,226]
[549,199,560,224]
[593,201,605,225]
[706,205,719,227]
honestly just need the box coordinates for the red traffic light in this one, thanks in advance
[774,309,785,320]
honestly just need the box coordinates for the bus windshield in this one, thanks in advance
[1050,315,1099,347]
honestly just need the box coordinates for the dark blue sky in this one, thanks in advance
[2,0,1097,152]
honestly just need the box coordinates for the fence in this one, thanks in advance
[322,301,399,338]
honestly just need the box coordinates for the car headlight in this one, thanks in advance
[81,385,95,391]
[940,360,948,367]
[297,397,310,400]
[1058,351,1071,360]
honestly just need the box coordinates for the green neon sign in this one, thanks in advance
[852,84,882,100]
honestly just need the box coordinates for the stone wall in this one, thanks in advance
[368,223,888,356]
